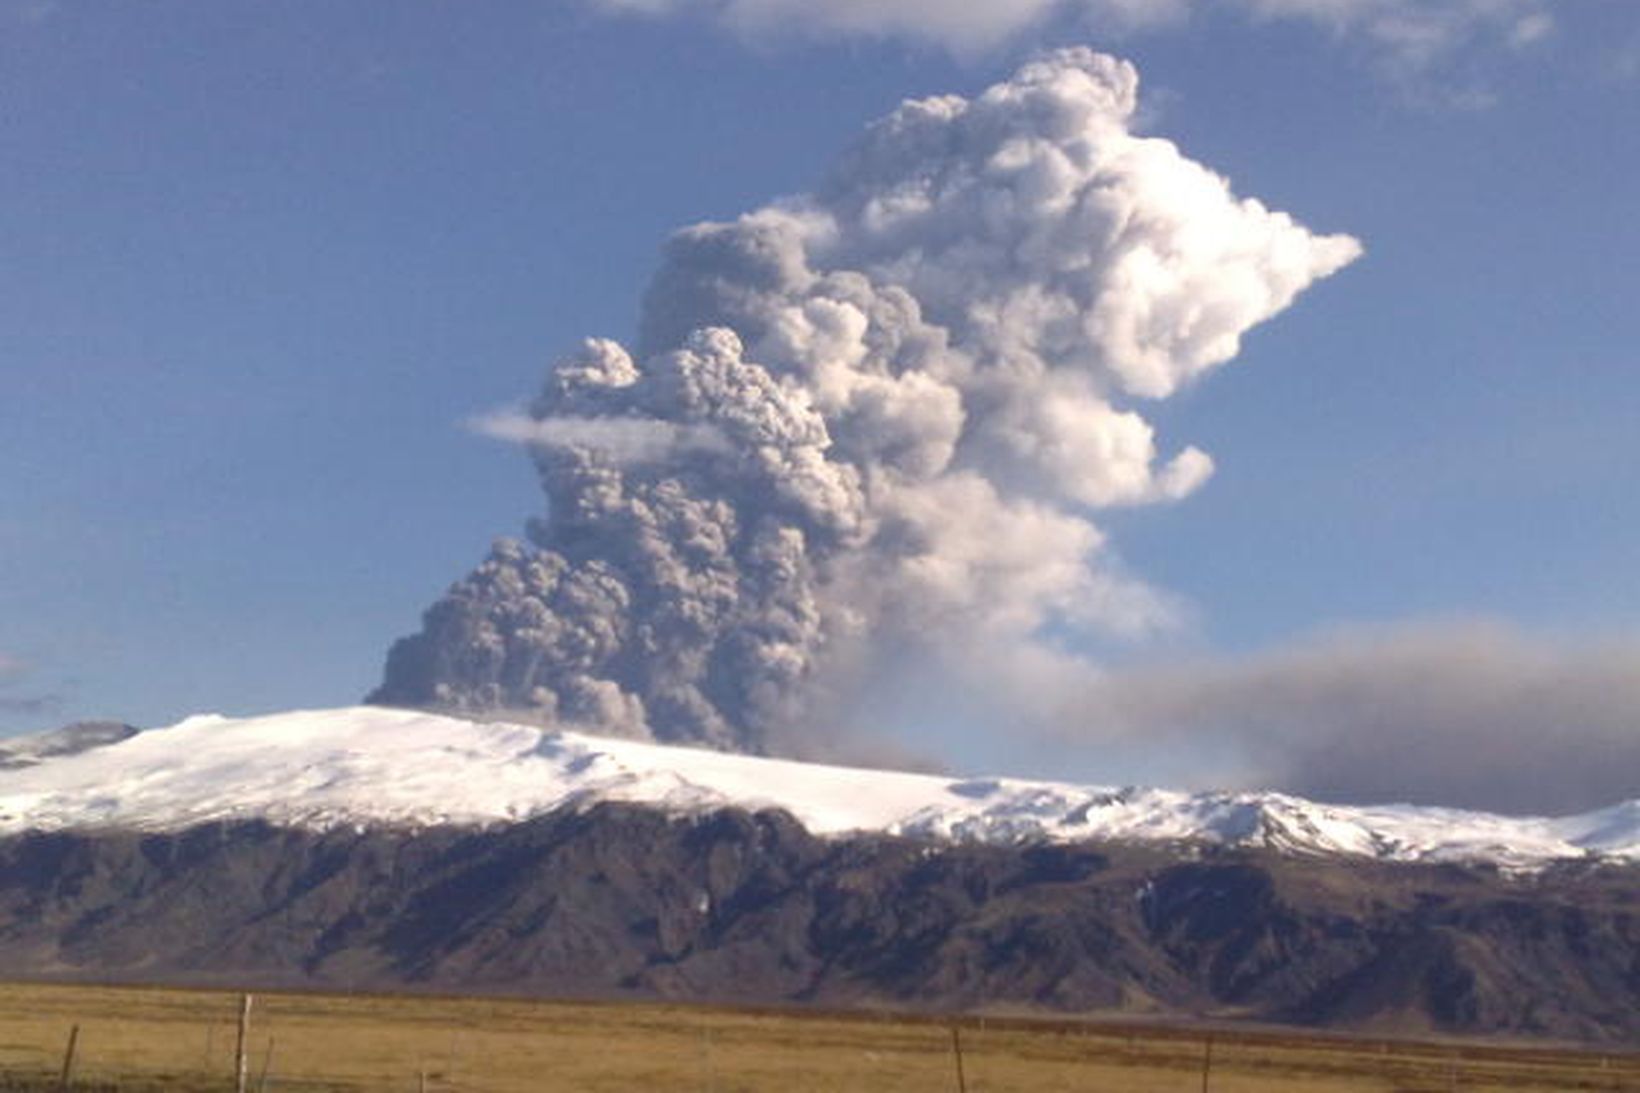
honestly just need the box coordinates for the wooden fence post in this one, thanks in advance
[235,994,254,1093]
[950,1026,968,1093]
[1200,1033,1215,1093]
[57,1024,79,1092]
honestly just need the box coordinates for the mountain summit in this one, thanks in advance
[2,706,1635,870]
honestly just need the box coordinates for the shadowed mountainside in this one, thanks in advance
[0,805,1635,1042]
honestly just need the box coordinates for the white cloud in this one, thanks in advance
[583,0,1553,67]
[593,0,1069,52]
[1508,11,1554,47]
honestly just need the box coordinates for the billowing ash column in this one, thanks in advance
[369,49,1360,753]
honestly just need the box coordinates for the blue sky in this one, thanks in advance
[2,1,1637,805]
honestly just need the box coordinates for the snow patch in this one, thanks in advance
[0,706,1634,870]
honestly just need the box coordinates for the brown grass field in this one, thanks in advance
[0,980,1633,1092]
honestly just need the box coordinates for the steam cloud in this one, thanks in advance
[371,50,1359,753]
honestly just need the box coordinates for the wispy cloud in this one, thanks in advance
[5,0,58,28]
[468,409,731,465]
[583,0,1553,71]
[1240,0,1551,61]
[1602,34,1640,84]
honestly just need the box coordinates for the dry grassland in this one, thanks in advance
[0,981,1632,1092]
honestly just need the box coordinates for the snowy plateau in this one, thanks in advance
[1,706,1635,871]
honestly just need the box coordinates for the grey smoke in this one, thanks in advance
[371,50,1358,753]
[0,654,60,720]
[0,720,138,770]
[0,696,59,717]
[1048,621,1640,816]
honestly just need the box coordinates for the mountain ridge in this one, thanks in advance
[0,806,1635,1042]
[0,706,1635,870]
[1,706,1636,1042]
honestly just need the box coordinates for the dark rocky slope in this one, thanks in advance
[0,805,1635,1042]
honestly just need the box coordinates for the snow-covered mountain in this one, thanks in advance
[0,706,1635,870]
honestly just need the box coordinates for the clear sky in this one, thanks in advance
[3,1,1637,809]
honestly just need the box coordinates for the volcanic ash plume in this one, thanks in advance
[369,49,1361,753]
